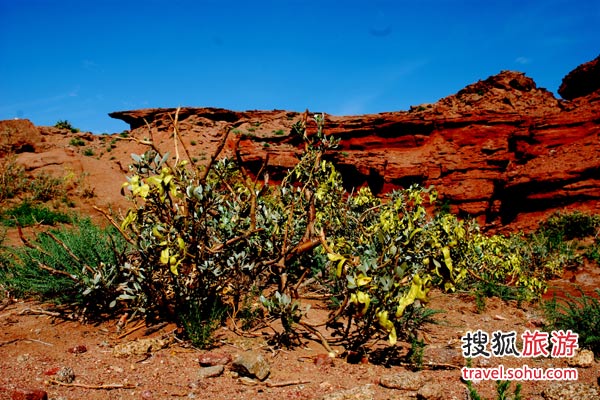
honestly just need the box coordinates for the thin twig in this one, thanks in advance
[34,261,79,281]
[25,338,53,346]
[170,107,181,165]
[18,307,62,317]
[298,321,335,355]
[116,321,146,339]
[199,126,232,183]
[265,379,311,388]
[395,361,462,370]
[0,338,20,347]
[47,380,135,390]
[93,206,136,245]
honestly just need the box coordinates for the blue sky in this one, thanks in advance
[1,1,599,133]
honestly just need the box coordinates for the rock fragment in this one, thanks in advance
[231,351,270,381]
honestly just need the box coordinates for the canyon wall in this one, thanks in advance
[109,57,600,231]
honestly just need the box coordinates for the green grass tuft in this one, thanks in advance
[1,201,71,227]
[544,288,600,356]
[0,218,129,314]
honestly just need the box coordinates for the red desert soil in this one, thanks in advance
[1,282,599,400]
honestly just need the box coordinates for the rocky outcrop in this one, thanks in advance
[558,55,600,100]
[110,61,600,231]
[0,119,43,155]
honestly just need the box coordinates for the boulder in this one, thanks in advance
[0,119,42,155]
[558,55,600,100]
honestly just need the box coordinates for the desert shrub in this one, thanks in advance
[322,185,465,348]
[538,211,600,246]
[29,173,67,202]
[544,289,600,356]
[0,156,70,205]
[585,238,600,263]
[506,211,600,283]
[69,137,85,146]
[116,112,566,350]
[459,231,554,296]
[0,156,27,202]
[0,218,130,315]
[322,185,562,349]
[55,120,79,133]
[118,113,343,340]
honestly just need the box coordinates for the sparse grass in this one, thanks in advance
[463,359,522,400]
[544,288,600,356]
[30,173,67,202]
[0,159,70,208]
[237,285,265,331]
[0,218,130,313]
[538,211,600,246]
[407,338,425,370]
[55,120,79,133]
[1,201,71,227]
[474,281,530,313]
[273,129,285,136]
[585,238,600,263]
[69,137,85,146]
[179,298,227,348]
[0,156,27,202]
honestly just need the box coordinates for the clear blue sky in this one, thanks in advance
[1,0,598,133]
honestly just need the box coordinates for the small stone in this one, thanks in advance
[197,365,224,379]
[10,388,49,400]
[238,376,259,386]
[380,371,429,391]
[43,367,60,376]
[67,344,87,354]
[313,353,335,367]
[417,382,446,400]
[110,365,124,374]
[232,351,270,381]
[17,354,30,363]
[198,351,232,367]
[112,337,170,357]
[542,382,600,400]
[319,381,332,390]
[55,366,75,383]
[567,349,595,368]
[320,384,375,400]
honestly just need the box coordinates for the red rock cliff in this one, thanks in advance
[110,60,600,231]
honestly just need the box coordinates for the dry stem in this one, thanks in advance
[47,380,135,390]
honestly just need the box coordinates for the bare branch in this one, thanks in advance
[200,126,232,184]
[93,206,136,245]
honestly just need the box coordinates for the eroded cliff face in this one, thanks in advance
[107,61,600,231]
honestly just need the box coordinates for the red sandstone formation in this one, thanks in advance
[109,61,600,231]
[558,54,600,100]
[2,58,598,232]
